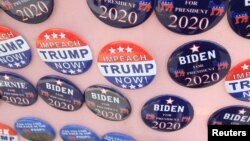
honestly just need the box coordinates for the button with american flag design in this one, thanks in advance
[0,123,18,141]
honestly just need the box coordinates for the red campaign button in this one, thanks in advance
[36,28,93,75]
[97,41,157,90]
[0,123,18,141]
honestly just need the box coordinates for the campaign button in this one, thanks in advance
[97,41,157,90]
[208,105,250,125]
[0,72,37,106]
[36,28,93,75]
[60,125,99,141]
[101,132,135,141]
[141,95,194,131]
[167,40,231,88]
[225,59,250,102]
[85,85,131,121]
[87,0,155,28]
[15,117,56,141]
[37,75,84,111]
[0,0,54,24]
[228,0,250,39]
[0,25,31,69]
[155,0,229,35]
[0,123,18,141]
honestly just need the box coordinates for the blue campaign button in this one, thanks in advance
[0,72,38,106]
[155,0,229,35]
[84,85,131,121]
[87,0,156,28]
[37,75,84,111]
[15,117,56,141]
[228,0,250,39]
[0,0,54,24]
[141,95,194,132]
[60,125,99,141]
[101,132,135,141]
[167,40,231,88]
[208,105,250,125]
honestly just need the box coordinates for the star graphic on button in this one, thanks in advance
[109,47,116,54]
[3,74,9,80]
[189,44,200,53]
[56,80,62,86]
[59,32,66,39]
[166,98,174,105]
[14,62,20,67]
[8,64,13,67]
[138,84,143,88]
[241,64,249,71]
[238,109,247,115]
[129,84,136,89]
[117,46,124,53]
[121,84,127,88]
[69,69,76,74]
[44,34,50,40]
[51,32,58,39]
[101,89,107,94]
[21,60,26,64]
[126,46,133,53]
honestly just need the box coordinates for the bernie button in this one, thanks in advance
[225,59,250,102]
[37,75,84,111]
[141,95,194,132]
[0,25,32,69]
[84,85,131,121]
[0,123,18,141]
[228,0,250,39]
[0,72,38,106]
[36,28,93,75]
[97,41,157,90]
[208,105,250,125]
[155,0,229,35]
[60,125,99,141]
[0,0,54,24]
[101,132,135,141]
[15,117,56,141]
[167,40,231,88]
[87,0,155,28]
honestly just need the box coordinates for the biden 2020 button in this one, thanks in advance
[0,26,31,69]
[36,28,93,75]
[225,60,250,102]
[1,0,54,24]
[84,85,131,121]
[155,0,229,35]
[101,132,135,141]
[141,95,194,132]
[87,0,155,28]
[15,117,56,141]
[37,75,84,111]
[0,72,37,106]
[208,105,250,125]
[60,125,99,141]
[98,41,156,90]
[228,0,250,39]
[167,40,231,88]
[0,123,18,141]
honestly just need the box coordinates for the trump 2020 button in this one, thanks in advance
[84,85,131,121]
[87,0,155,28]
[155,0,229,35]
[15,117,56,141]
[167,40,231,88]
[97,41,156,90]
[101,132,135,141]
[0,123,18,141]
[208,105,250,125]
[36,28,93,75]
[141,95,194,132]
[225,60,250,102]
[60,125,99,141]
[0,26,31,69]
[0,0,54,24]
[37,75,84,111]
[0,72,37,106]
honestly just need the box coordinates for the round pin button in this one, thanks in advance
[87,0,155,28]
[101,132,135,141]
[208,105,250,125]
[84,85,131,121]
[0,123,18,141]
[0,25,32,69]
[36,28,93,75]
[15,117,56,141]
[98,41,157,90]
[37,75,84,111]
[141,95,194,132]
[155,0,229,35]
[225,59,250,102]
[0,72,38,106]
[60,125,99,141]
[167,40,231,88]
[1,0,54,24]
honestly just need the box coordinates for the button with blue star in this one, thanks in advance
[101,132,136,141]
